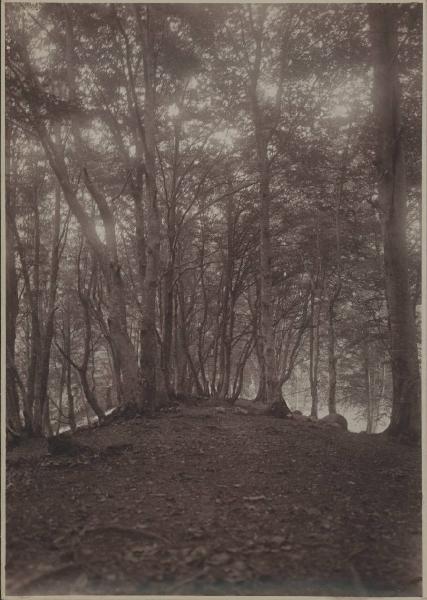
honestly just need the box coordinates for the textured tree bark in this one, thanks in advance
[5,131,22,433]
[327,142,345,416]
[177,281,205,396]
[217,192,234,401]
[6,235,22,433]
[83,171,143,410]
[327,291,339,415]
[161,122,180,396]
[64,308,76,433]
[309,283,323,419]
[362,334,373,434]
[247,282,266,404]
[137,5,161,413]
[12,187,42,433]
[197,232,211,396]
[76,252,106,421]
[55,358,66,434]
[247,9,281,408]
[173,283,187,394]
[230,336,255,404]
[162,262,175,394]
[106,262,143,409]
[33,184,61,435]
[369,4,421,442]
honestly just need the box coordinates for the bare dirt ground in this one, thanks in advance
[6,407,422,596]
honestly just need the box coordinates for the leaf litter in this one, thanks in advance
[6,407,422,596]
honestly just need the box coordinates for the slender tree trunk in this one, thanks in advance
[230,336,254,403]
[369,4,421,442]
[136,5,161,413]
[248,282,266,404]
[5,131,22,433]
[162,262,174,394]
[174,285,186,393]
[327,289,340,415]
[259,170,277,406]
[19,189,42,433]
[33,184,61,435]
[362,335,374,434]
[375,360,387,433]
[78,292,105,421]
[246,8,281,408]
[6,243,22,432]
[309,285,323,418]
[197,246,210,396]
[162,122,180,396]
[56,358,66,434]
[177,282,204,396]
[221,192,236,401]
[223,299,235,401]
[55,246,106,422]
[64,310,76,433]
[132,162,148,399]
[327,139,346,415]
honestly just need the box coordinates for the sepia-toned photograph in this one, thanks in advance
[2,1,423,596]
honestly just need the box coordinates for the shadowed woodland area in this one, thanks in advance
[5,2,422,596]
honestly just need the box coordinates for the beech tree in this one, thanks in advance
[369,4,421,441]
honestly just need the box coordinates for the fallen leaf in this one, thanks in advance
[243,495,267,501]
[209,551,231,566]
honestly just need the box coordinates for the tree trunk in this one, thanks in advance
[174,285,186,394]
[64,311,76,433]
[327,289,340,415]
[177,282,205,396]
[369,4,421,442]
[327,138,346,415]
[16,188,42,433]
[77,262,106,421]
[362,335,374,434]
[162,122,180,396]
[137,5,161,413]
[309,283,323,418]
[246,9,281,408]
[56,357,66,434]
[33,184,61,435]
[217,199,233,400]
[5,131,22,433]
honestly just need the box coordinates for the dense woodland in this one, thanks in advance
[5,3,422,440]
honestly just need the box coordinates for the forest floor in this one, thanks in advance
[6,404,422,596]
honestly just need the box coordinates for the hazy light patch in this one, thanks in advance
[95,222,106,242]
[327,80,352,120]
[328,75,371,121]
[129,144,136,158]
[167,103,180,118]
[330,104,349,118]
[212,128,238,149]
[259,81,278,101]
[187,77,199,91]
[169,18,180,33]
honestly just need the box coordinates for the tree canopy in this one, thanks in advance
[5,2,422,440]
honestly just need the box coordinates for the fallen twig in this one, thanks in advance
[84,525,170,545]
[8,562,81,594]
[348,563,369,596]
[165,569,205,593]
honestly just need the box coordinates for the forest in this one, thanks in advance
[4,2,423,596]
